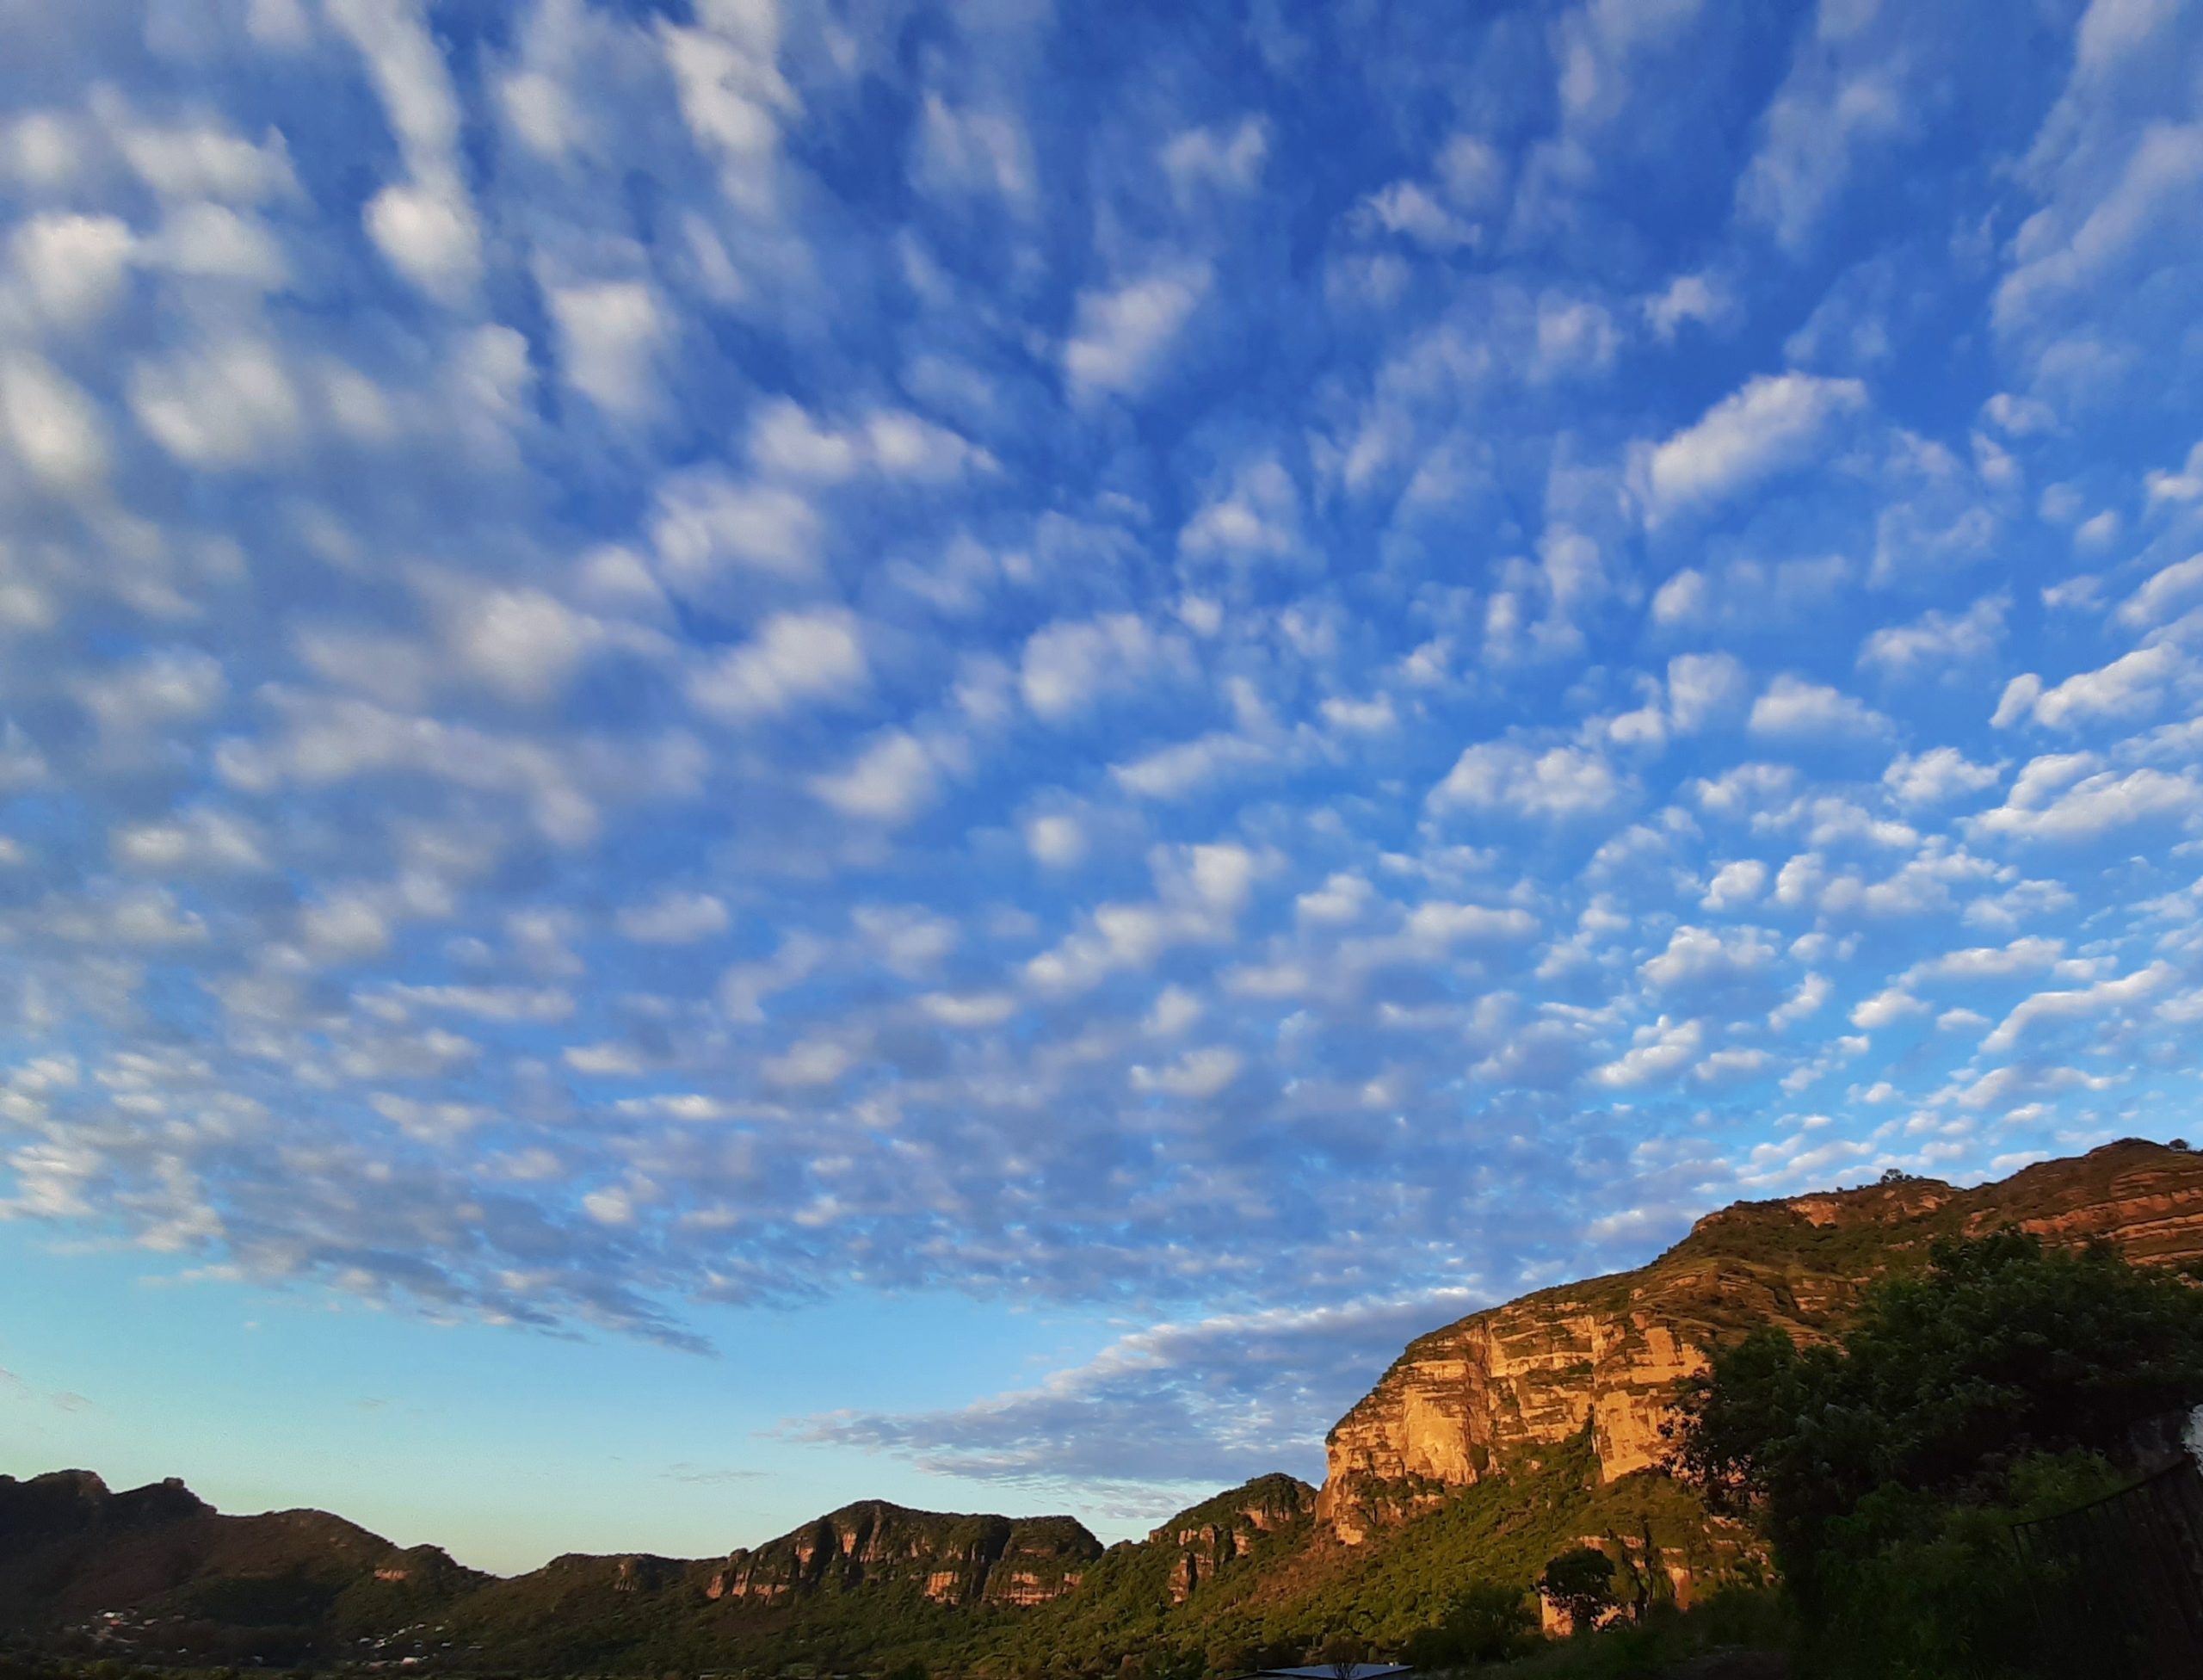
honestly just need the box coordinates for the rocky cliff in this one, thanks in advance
[1141,1473,1316,1602]
[707,1499,1102,1607]
[1317,1139,2203,1541]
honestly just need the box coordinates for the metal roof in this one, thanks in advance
[1232,1666,1412,1680]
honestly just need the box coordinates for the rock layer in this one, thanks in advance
[1318,1140,2203,1541]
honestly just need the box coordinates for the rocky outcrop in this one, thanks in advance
[706,1500,1101,1608]
[1318,1140,2203,1541]
[1142,1474,1315,1602]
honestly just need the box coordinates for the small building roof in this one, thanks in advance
[1233,1666,1411,1680]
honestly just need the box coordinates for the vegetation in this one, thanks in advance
[1396,1582,1537,1668]
[1533,1550,1614,1637]
[1668,1230,2203,1677]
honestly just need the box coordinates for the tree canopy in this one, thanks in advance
[1667,1230,2203,1675]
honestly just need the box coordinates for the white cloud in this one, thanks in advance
[1131,1046,1243,1100]
[657,7,796,216]
[617,892,730,944]
[1980,961,2173,1053]
[2075,0,2183,71]
[1020,615,1170,720]
[1749,676,1892,741]
[2118,553,2203,628]
[326,0,483,303]
[444,587,599,704]
[1322,693,1397,734]
[1142,985,1204,1036]
[1996,122,2203,333]
[1857,595,2007,673]
[113,807,267,874]
[1179,458,1302,564]
[1590,1016,1703,1089]
[1738,65,1909,251]
[1912,936,2066,981]
[129,339,302,469]
[548,280,670,417]
[1849,985,1926,1030]
[1769,972,1832,1029]
[1110,732,1270,799]
[750,401,987,485]
[1701,859,1769,911]
[100,96,299,202]
[1429,738,1630,818]
[914,95,1034,208]
[150,203,290,291]
[300,895,392,960]
[1297,873,1373,926]
[1533,294,1619,379]
[1405,902,1539,945]
[762,1037,856,1088]
[650,471,821,590]
[77,649,227,735]
[11,213,135,329]
[365,182,482,304]
[1651,567,1709,627]
[920,990,1018,1029]
[809,731,943,825]
[689,609,867,720]
[1667,652,1750,732]
[1064,266,1210,401]
[1994,645,2181,730]
[1161,117,1270,204]
[1883,747,2002,806]
[2146,443,2203,505]
[1641,924,1775,989]
[1,355,108,491]
[1972,759,2201,841]
[1643,271,1733,338]
[1638,373,1867,520]
[1024,812,1087,869]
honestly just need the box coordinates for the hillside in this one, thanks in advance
[9,1140,2202,1674]
[0,1470,484,1665]
[1319,1138,2203,1541]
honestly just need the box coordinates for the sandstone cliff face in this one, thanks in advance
[706,1501,1101,1607]
[1318,1140,2203,1541]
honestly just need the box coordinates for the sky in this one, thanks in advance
[3,0,2203,1578]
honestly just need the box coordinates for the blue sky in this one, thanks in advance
[3,0,2203,1575]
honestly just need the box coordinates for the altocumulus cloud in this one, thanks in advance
[2,0,2203,1514]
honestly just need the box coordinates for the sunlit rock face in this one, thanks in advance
[1317,1140,2203,1542]
[1144,1473,1316,1603]
[707,1501,1102,1606]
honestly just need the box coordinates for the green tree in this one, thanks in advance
[1534,1548,1614,1637]
[1669,1230,2203,1676]
[1317,1632,1366,1680]
[1397,1582,1535,1667]
[1669,1230,2203,1611]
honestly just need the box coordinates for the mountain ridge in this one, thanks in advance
[1317,1136,2203,1541]
[10,1138,2203,1671]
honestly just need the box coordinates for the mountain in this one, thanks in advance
[707,1499,1102,1607]
[9,1139,2202,1673]
[0,1468,484,1665]
[1318,1137,2203,1542]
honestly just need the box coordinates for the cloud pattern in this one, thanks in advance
[5,0,2203,1507]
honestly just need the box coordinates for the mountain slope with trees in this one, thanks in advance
[8,1140,2202,1677]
